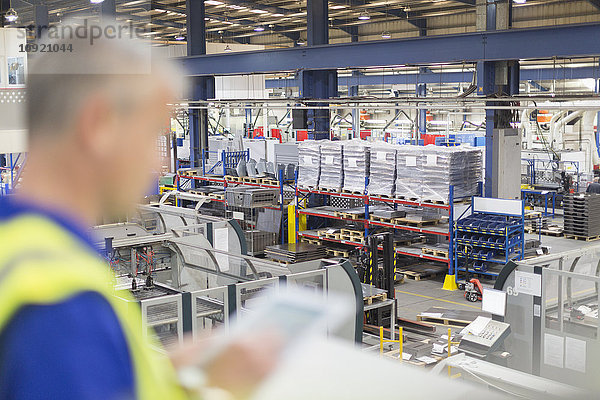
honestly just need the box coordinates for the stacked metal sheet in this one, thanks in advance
[318,140,344,191]
[368,142,396,197]
[265,243,327,263]
[421,145,483,203]
[298,140,321,188]
[395,145,423,200]
[342,140,370,193]
[563,193,600,237]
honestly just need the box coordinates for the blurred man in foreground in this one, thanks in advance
[0,22,276,400]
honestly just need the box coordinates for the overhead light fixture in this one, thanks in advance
[174,34,185,41]
[381,31,391,39]
[253,25,265,32]
[296,39,305,45]
[224,45,232,52]
[358,10,370,20]
[4,7,17,22]
[513,0,526,3]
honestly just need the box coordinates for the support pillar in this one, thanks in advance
[0,0,10,28]
[301,0,336,140]
[100,0,116,19]
[34,4,49,38]
[349,84,359,139]
[477,0,518,197]
[416,82,427,137]
[186,0,214,168]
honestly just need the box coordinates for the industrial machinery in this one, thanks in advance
[493,244,600,392]
[94,204,365,345]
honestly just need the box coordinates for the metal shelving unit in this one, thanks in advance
[453,197,525,278]
[294,179,461,274]
[176,155,295,245]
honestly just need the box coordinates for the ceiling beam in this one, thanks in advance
[587,0,600,10]
[212,0,291,16]
[452,0,476,5]
[180,23,600,76]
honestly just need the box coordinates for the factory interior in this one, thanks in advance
[4,0,600,399]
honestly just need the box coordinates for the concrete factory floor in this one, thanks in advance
[394,233,597,322]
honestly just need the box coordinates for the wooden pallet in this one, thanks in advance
[370,193,395,199]
[342,190,364,195]
[398,263,447,281]
[369,215,395,223]
[225,175,243,182]
[364,292,387,305]
[319,187,343,193]
[396,195,420,202]
[335,211,364,220]
[340,228,363,236]
[326,249,351,257]
[242,176,263,184]
[401,270,437,281]
[208,193,225,200]
[340,235,365,244]
[260,178,279,186]
[564,234,600,241]
[179,169,199,177]
[422,199,448,205]
[394,217,440,227]
[421,247,449,258]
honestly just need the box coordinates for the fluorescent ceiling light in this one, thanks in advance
[381,31,391,39]
[205,0,223,5]
[254,25,265,32]
[4,7,17,21]
[513,0,526,3]
[272,13,284,17]
[250,9,268,14]
[330,5,346,9]
[358,10,370,20]
[174,34,185,41]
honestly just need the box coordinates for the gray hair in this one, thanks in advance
[26,19,185,139]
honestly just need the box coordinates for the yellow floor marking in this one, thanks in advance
[396,290,481,310]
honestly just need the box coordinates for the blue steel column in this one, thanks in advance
[416,82,427,137]
[348,84,359,138]
[477,60,496,196]
[33,4,49,38]
[100,0,116,18]
[187,0,215,168]
[301,0,337,140]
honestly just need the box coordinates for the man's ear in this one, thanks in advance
[73,95,115,159]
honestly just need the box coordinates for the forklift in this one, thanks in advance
[357,232,396,328]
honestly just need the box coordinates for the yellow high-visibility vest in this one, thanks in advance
[0,214,188,400]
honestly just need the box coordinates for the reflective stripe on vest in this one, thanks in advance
[0,215,188,400]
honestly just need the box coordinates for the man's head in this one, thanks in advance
[26,21,183,218]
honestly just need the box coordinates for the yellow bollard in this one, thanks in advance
[379,326,384,355]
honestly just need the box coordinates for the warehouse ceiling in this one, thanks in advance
[6,0,600,45]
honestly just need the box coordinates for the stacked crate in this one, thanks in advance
[342,140,370,194]
[367,142,396,197]
[563,194,600,238]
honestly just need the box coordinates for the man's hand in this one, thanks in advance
[170,332,283,399]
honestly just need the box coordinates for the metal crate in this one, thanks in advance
[225,187,279,208]
[244,230,277,256]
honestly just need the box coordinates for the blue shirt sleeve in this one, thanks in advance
[0,292,135,400]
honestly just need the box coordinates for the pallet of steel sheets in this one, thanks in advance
[367,142,396,197]
[318,140,344,192]
[395,145,423,200]
[298,140,321,189]
[265,243,327,263]
[342,139,370,194]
